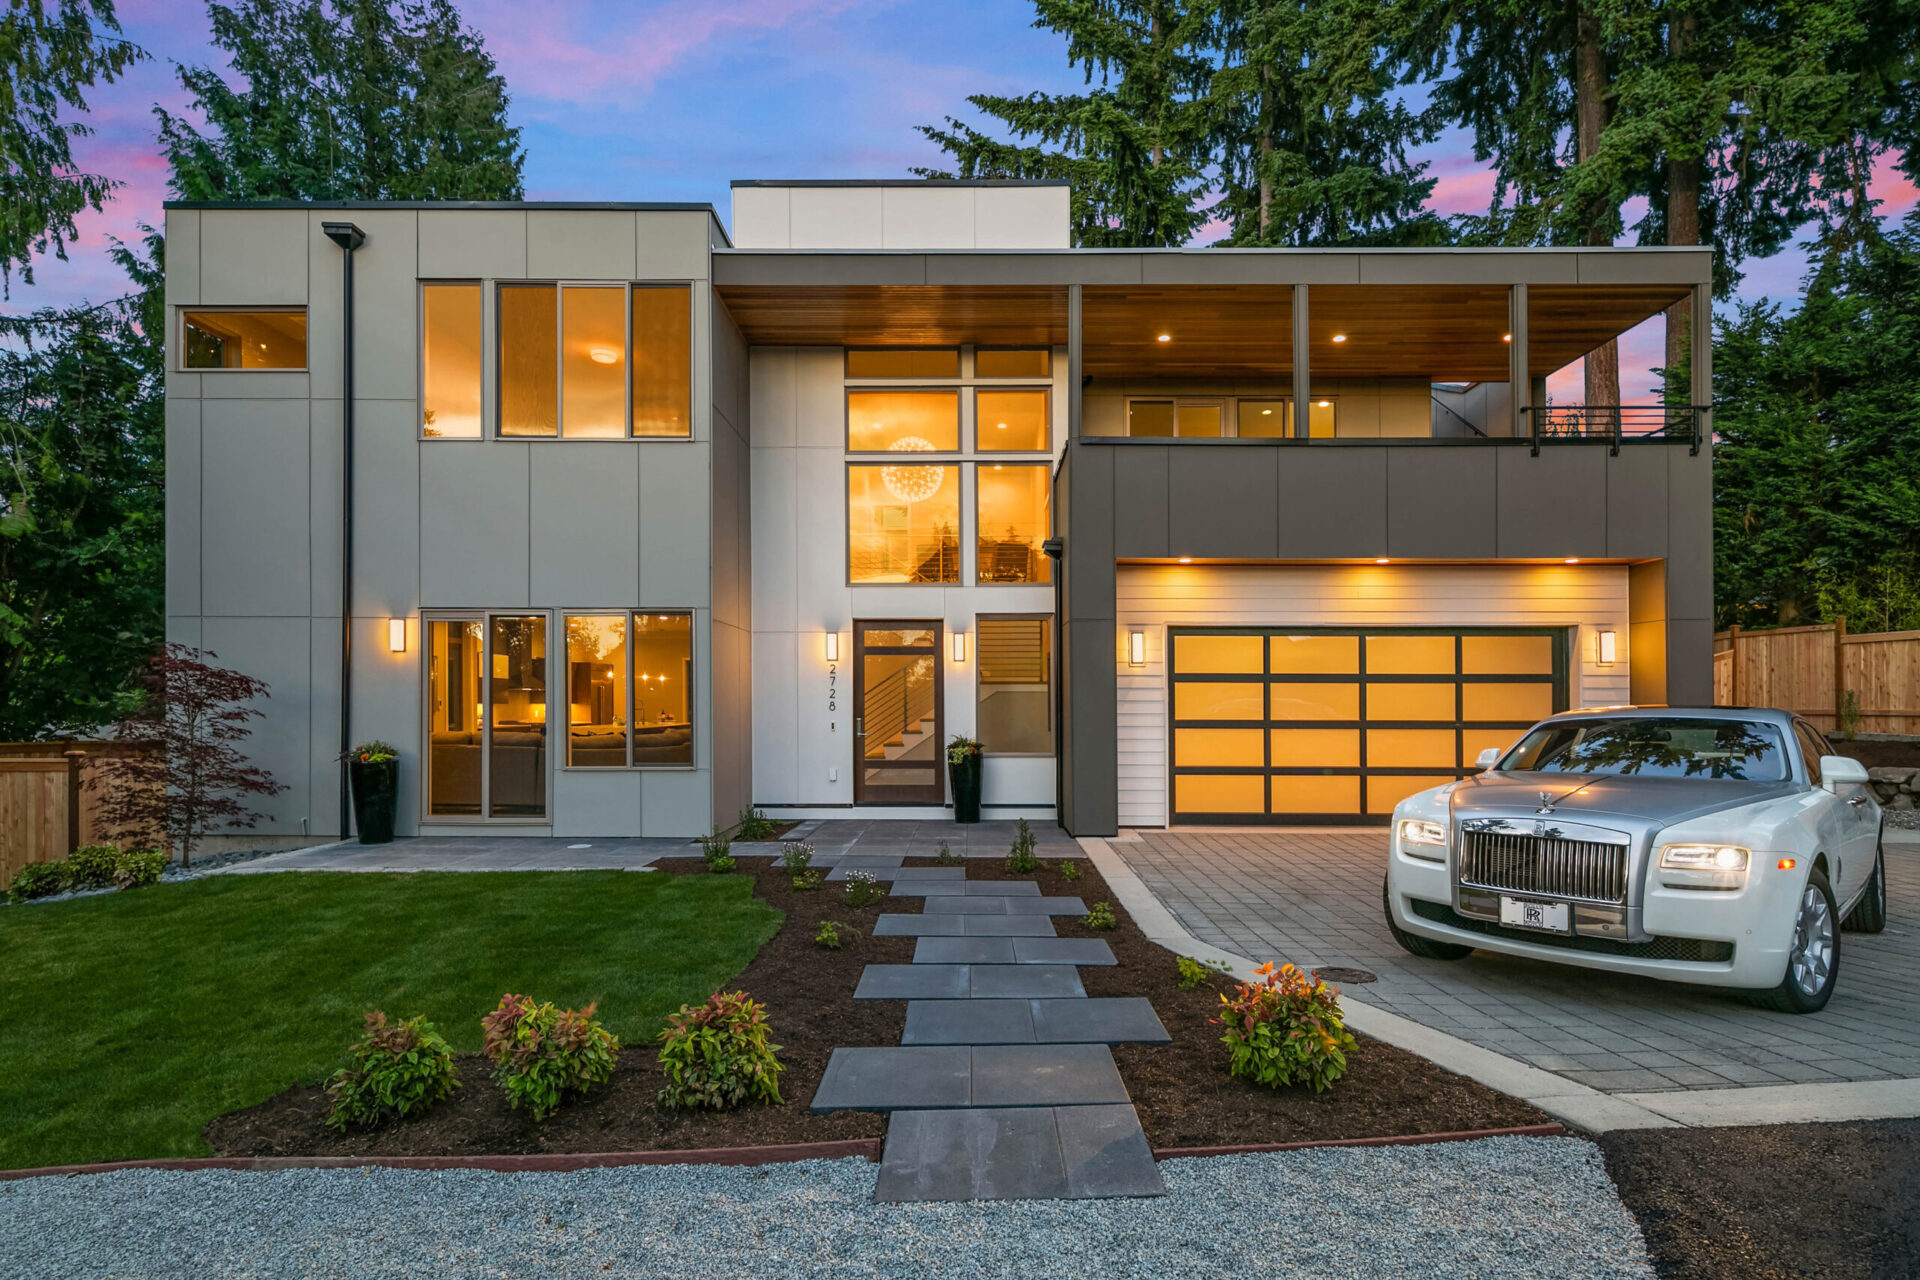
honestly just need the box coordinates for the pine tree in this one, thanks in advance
[1211,0,1447,246]
[915,0,1216,247]
[157,0,524,201]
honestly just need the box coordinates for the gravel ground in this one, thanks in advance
[0,1138,1651,1280]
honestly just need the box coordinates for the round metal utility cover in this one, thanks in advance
[1313,967,1378,984]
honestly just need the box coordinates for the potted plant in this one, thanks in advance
[947,734,983,824]
[347,740,399,844]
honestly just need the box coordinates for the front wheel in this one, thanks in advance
[1841,841,1888,934]
[1382,875,1474,961]
[1749,869,1840,1014]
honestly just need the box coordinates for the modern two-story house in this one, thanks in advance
[162,180,1711,842]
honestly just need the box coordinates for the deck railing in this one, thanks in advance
[1524,405,1704,456]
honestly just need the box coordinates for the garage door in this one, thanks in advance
[1168,628,1567,824]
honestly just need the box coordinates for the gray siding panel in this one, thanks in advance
[528,444,641,607]
[1167,447,1279,559]
[1111,447,1169,559]
[201,399,312,617]
[1605,446,1670,560]
[638,443,712,607]
[1066,444,1114,621]
[351,401,421,614]
[1496,445,1607,559]
[165,399,201,617]
[419,442,530,607]
[1275,448,1388,558]
[1385,448,1496,558]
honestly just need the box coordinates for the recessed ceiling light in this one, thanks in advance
[1178,557,1193,564]
[992,464,1003,470]
[1156,333,1171,342]
[1564,557,1580,564]
[1375,558,1390,564]
[996,422,1007,429]
[589,346,619,364]
[1331,333,1347,343]
[1317,400,1331,408]
[1502,333,1513,342]
[1261,408,1272,415]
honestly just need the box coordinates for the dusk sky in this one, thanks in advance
[14,0,1918,394]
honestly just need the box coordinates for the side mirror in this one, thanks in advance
[1821,755,1869,792]
[1475,747,1503,769]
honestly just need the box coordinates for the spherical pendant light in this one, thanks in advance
[881,436,944,503]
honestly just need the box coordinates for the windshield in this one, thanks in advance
[1498,717,1792,781]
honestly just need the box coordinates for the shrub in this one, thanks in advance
[815,920,860,949]
[778,841,814,876]
[349,740,397,765]
[699,830,735,873]
[935,841,962,866]
[736,808,780,841]
[656,990,784,1110]
[791,868,822,891]
[841,869,885,908]
[480,993,620,1120]
[1060,859,1082,883]
[1176,954,1231,990]
[6,860,72,903]
[1004,818,1043,874]
[1215,962,1356,1094]
[325,1011,461,1132]
[111,849,168,890]
[1082,901,1117,930]
[68,845,121,889]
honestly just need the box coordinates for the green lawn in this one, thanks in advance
[0,871,781,1170]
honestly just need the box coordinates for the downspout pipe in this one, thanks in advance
[322,222,366,840]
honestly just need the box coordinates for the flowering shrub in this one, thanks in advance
[656,990,784,1110]
[480,993,620,1120]
[326,1011,461,1131]
[699,831,735,873]
[1215,962,1356,1093]
[841,870,884,908]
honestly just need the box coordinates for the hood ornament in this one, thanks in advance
[1536,790,1557,815]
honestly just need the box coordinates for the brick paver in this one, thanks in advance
[1111,829,1920,1094]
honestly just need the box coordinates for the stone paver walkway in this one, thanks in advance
[811,860,1168,1203]
[1110,829,1920,1094]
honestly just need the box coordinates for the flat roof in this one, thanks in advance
[729,179,1069,188]
[163,199,719,212]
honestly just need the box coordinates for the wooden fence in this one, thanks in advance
[0,743,152,886]
[1714,620,1920,735]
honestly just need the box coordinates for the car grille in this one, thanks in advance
[1409,899,1733,963]
[1458,830,1629,904]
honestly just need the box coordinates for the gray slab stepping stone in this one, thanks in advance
[965,880,1041,896]
[874,1108,1067,1203]
[836,854,905,868]
[914,936,1016,965]
[1012,937,1117,966]
[891,879,1043,897]
[1005,896,1089,916]
[1030,998,1171,1045]
[810,1047,970,1113]
[853,964,969,1000]
[919,896,1011,914]
[888,880,967,896]
[961,916,1057,937]
[901,999,1034,1046]
[828,863,904,881]
[873,914,964,937]
[968,964,1085,999]
[1057,1104,1166,1198]
[891,866,965,882]
[969,1045,1129,1107]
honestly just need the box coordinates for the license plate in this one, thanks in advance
[1500,896,1570,933]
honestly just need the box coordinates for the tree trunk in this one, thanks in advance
[1258,65,1273,239]
[1575,7,1619,408]
[1665,11,1701,397]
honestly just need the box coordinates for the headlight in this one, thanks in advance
[1397,819,1447,860]
[1658,844,1750,872]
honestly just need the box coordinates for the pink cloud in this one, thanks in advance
[1425,157,1497,217]
[1868,152,1918,215]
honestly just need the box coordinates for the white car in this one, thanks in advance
[1384,707,1889,1013]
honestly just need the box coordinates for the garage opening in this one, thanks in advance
[1168,627,1568,824]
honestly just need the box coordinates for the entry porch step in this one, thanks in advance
[810,1044,1128,1113]
[875,1104,1165,1202]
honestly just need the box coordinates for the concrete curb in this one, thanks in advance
[1153,1122,1566,1160]
[1080,836,1920,1133]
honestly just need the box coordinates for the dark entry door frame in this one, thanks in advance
[852,620,945,805]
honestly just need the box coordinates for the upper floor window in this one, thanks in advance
[975,348,1051,378]
[846,348,959,379]
[976,389,1050,452]
[848,389,960,452]
[496,282,691,439]
[422,284,481,437]
[977,463,1050,584]
[1123,395,1336,438]
[181,309,307,369]
[848,462,960,584]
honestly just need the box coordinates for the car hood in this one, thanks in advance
[1451,772,1801,827]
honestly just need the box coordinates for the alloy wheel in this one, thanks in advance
[1789,885,1836,999]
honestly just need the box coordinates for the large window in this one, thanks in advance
[181,310,307,369]
[496,283,692,439]
[978,617,1052,754]
[564,611,693,766]
[422,284,482,437]
[847,348,959,379]
[976,464,1050,584]
[847,390,960,453]
[849,463,960,584]
[976,389,1050,452]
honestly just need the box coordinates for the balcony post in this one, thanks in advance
[1291,285,1311,437]
[1690,283,1711,453]
[1509,283,1530,445]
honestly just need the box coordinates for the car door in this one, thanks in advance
[1802,720,1879,902]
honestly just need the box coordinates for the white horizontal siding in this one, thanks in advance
[1114,563,1632,828]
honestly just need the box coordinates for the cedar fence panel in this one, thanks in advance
[1714,622,1920,735]
[0,744,160,886]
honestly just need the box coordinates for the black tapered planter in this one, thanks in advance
[349,757,398,844]
[949,750,982,824]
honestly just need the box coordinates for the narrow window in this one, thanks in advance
[1236,398,1288,438]
[560,286,626,439]
[846,348,959,379]
[421,284,482,437]
[976,464,1051,584]
[487,614,549,817]
[976,389,1050,452]
[975,348,1051,378]
[499,284,557,436]
[632,612,694,763]
[849,463,961,584]
[565,615,629,766]
[977,617,1053,753]
[632,284,692,437]
[1128,400,1174,437]
[181,310,307,369]
[847,390,960,452]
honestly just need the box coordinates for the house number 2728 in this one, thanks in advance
[827,663,837,713]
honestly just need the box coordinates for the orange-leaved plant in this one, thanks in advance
[480,993,619,1120]
[1213,962,1356,1093]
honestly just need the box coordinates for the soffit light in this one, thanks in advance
[1375,558,1390,564]
[996,422,1008,429]
[1331,333,1348,343]
[881,436,944,503]
[1502,333,1513,342]
[1262,408,1272,415]
[1178,557,1193,564]
[1317,400,1331,407]
[1156,333,1171,342]
[588,346,619,364]
[1564,558,1581,564]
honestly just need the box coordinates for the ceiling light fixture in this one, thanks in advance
[1375,558,1390,564]
[1178,557,1193,564]
[1317,400,1331,408]
[1564,558,1580,564]
[588,346,619,364]
[1502,333,1513,342]
[996,422,1007,429]
[1156,333,1171,342]
[1261,408,1272,415]
[881,436,944,503]
[1331,333,1348,343]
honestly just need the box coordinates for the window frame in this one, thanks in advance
[489,280,694,442]
[177,306,309,372]
[419,279,484,440]
[844,386,964,455]
[1126,395,1233,438]
[974,386,1052,453]
[844,347,961,380]
[973,461,1051,585]
[845,460,964,587]
[418,608,554,826]
[559,608,698,771]
[975,614,1055,757]
[973,347,1053,379]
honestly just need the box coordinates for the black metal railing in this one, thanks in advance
[1524,405,1703,456]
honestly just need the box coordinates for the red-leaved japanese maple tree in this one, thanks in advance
[91,644,286,867]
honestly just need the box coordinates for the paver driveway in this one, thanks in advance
[1109,829,1920,1093]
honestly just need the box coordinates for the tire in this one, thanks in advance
[1382,875,1475,961]
[1749,868,1841,1014]
[1841,839,1888,934]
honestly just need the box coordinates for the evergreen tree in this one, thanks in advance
[1,0,144,293]
[157,0,523,201]
[1211,0,1447,245]
[915,0,1216,247]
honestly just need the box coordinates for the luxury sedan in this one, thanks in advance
[1384,707,1889,1013]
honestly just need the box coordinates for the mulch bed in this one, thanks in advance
[207,847,1546,1159]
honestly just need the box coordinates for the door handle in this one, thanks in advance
[854,717,865,738]
[1847,793,1868,807]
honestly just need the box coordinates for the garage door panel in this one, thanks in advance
[1462,634,1553,675]
[1271,729,1358,767]
[1366,682,1455,721]
[1367,774,1460,814]
[1269,683,1359,721]
[1365,634,1455,674]
[1174,633,1263,674]
[1268,635,1359,674]
[1366,728,1458,769]
[1174,682,1264,721]
[1270,775,1361,814]
[1175,728,1263,767]
[1463,682,1555,722]
[1462,727,1522,764]
[1175,773,1265,813]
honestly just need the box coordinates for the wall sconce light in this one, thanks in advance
[1598,629,1618,665]
[1128,628,1147,667]
[387,618,406,653]
[951,631,967,663]
[824,631,840,663]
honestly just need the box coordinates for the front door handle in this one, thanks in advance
[1847,793,1868,807]
[854,717,865,738]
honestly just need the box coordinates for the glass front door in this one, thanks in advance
[426,614,549,820]
[853,621,944,804]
